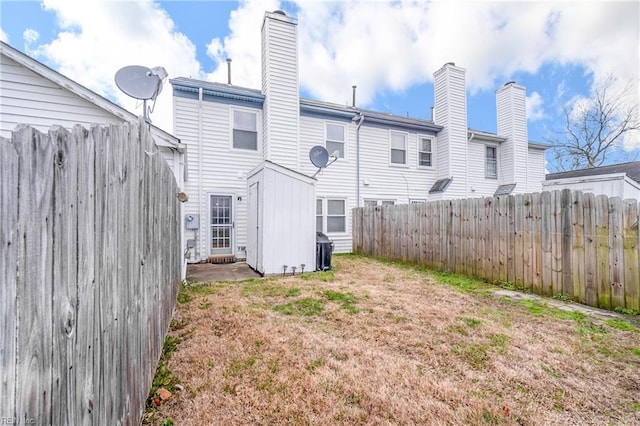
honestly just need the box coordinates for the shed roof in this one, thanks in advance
[545,161,640,184]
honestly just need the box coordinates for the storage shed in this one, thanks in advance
[246,160,316,275]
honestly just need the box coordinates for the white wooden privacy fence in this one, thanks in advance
[352,190,640,311]
[0,120,181,425]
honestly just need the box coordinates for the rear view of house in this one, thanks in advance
[171,10,547,266]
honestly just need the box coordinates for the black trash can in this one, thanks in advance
[316,231,334,271]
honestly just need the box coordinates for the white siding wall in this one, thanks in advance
[175,95,263,261]
[467,141,501,196]
[526,148,546,193]
[0,55,122,137]
[261,12,300,170]
[433,63,468,198]
[497,83,528,190]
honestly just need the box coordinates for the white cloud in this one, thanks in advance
[23,29,40,45]
[526,92,544,122]
[31,0,204,133]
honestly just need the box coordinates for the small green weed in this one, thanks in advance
[552,293,573,302]
[170,318,189,331]
[307,358,326,371]
[605,319,637,332]
[489,333,510,354]
[518,299,546,315]
[551,309,586,322]
[224,356,257,378]
[615,306,639,316]
[273,297,325,316]
[461,317,483,328]
[454,343,489,370]
[199,298,212,309]
[324,290,359,313]
[632,348,640,357]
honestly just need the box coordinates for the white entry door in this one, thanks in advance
[210,195,233,255]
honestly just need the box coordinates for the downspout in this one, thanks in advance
[198,87,203,260]
[355,113,365,207]
[467,132,474,197]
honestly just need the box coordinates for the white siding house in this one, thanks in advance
[1,40,189,277]
[0,40,186,190]
[171,10,548,264]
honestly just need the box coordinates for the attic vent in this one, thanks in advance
[273,10,286,15]
[504,81,516,86]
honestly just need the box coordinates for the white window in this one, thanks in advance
[317,198,347,233]
[316,199,323,232]
[326,123,345,158]
[409,199,426,204]
[390,132,407,165]
[418,136,433,167]
[232,109,258,150]
[486,146,498,179]
[364,199,395,206]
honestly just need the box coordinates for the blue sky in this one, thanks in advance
[1,1,638,170]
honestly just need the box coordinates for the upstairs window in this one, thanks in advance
[418,137,433,167]
[233,110,258,150]
[486,146,498,179]
[326,123,345,158]
[390,132,407,165]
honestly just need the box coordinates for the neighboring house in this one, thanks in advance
[171,10,548,263]
[1,40,189,277]
[543,161,640,200]
[0,40,186,189]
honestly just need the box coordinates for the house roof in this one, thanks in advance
[1,41,182,151]
[545,161,640,184]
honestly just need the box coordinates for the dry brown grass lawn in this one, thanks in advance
[146,255,640,426]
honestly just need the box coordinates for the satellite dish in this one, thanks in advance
[309,145,329,168]
[115,65,161,100]
[115,65,168,121]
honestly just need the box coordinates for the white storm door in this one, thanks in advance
[210,195,233,255]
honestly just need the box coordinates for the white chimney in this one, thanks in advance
[261,10,300,170]
[433,62,468,198]
[496,82,528,188]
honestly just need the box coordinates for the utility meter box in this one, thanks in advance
[185,214,200,230]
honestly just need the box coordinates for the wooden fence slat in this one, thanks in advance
[506,195,515,285]
[14,126,55,424]
[540,191,555,296]
[610,197,625,308]
[572,190,585,303]
[622,199,639,311]
[74,125,96,425]
[0,136,19,419]
[583,193,597,306]
[561,189,573,297]
[50,125,79,425]
[523,193,533,289]
[531,192,542,294]
[595,194,611,308]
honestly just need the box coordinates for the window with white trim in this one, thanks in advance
[326,123,345,158]
[486,146,498,179]
[390,132,407,165]
[317,198,347,233]
[316,199,323,232]
[232,109,258,150]
[364,199,395,206]
[418,136,433,167]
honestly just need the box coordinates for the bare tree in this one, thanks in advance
[546,76,639,171]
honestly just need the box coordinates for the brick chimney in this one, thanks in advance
[261,10,300,170]
[433,62,468,198]
[496,82,528,189]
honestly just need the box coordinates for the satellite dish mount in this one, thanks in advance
[309,145,338,178]
[114,65,168,122]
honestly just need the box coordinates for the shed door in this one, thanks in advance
[248,182,261,271]
[210,195,233,255]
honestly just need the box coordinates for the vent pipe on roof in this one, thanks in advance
[352,85,357,107]
[227,58,232,85]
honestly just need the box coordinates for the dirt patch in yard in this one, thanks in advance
[145,255,640,425]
